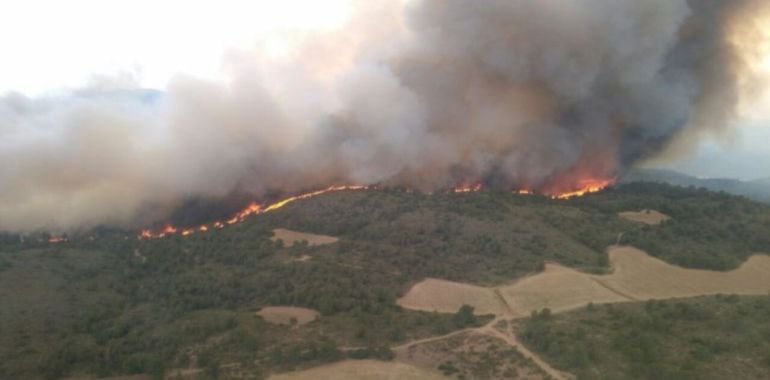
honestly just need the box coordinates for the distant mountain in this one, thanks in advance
[621,168,770,204]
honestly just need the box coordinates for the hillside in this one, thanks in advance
[1,183,770,379]
[518,295,770,379]
[622,168,770,204]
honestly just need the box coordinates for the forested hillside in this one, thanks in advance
[1,183,769,379]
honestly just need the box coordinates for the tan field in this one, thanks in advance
[619,209,670,225]
[600,246,770,300]
[271,228,339,246]
[257,306,319,325]
[398,246,770,317]
[499,263,629,317]
[396,278,503,315]
[268,360,447,380]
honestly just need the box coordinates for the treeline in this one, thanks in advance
[584,183,770,270]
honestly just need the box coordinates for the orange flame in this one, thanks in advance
[48,236,67,244]
[453,183,483,193]
[135,180,613,241]
[138,185,370,240]
[548,179,614,199]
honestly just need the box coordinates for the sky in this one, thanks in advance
[0,0,357,94]
[1,0,769,181]
[654,123,770,180]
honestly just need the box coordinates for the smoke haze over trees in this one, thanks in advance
[1,0,769,232]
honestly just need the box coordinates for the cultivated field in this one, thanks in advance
[618,209,670,225]
[268,360,446,380]
[256,306,319,325]
[271,228,339,246]
[396,278,503,315]
[499,263,628,317]
[600,246,770,300]
[399,246,770,317]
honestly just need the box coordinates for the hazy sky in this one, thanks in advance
[1,0,768,181]
[0,0,358,94]
[655,123,770,180]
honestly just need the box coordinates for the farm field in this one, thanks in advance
[398,246,770,317]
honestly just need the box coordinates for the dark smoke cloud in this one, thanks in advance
[1,0,767,232]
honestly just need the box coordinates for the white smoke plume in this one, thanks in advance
[1,0,768,232]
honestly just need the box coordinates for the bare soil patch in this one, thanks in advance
[271,228,339,246]
[268,360,446,380]
[256,306,319,325]
[618,209,670,225]
[399,247,770,317]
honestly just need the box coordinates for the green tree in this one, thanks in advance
[453,305,476,327]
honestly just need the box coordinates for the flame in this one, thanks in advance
[548,179,614,199]
[138,185,369,239]
[453,183,483,193]
[48,236,67,244]
[134,180,613,241]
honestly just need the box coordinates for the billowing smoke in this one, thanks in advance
[1,0,768,232]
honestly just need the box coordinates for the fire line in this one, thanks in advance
[47,181,614,243]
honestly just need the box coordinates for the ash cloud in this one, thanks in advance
[1,0,767,232]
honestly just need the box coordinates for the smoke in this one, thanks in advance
[1,0,768,232]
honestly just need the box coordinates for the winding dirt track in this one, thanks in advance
[479,319,573,380]
[391,246,770,379]
[392,316,572,380]
[277,245,770,379]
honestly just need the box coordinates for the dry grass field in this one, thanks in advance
[618,209,670,225]
[399,247,770,317]
[256,306,320,325]
[268,360,447,380]
[600,246,770,300]
[396,279,504,315]
[498,263,629,317]
[271,228,339,246]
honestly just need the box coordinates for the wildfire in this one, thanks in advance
[133,180,613,241]
[138,185,370,240]
[48,236,68,244]
[548,179,615,199]
[453,183,483,193]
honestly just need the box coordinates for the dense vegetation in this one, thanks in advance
[1,182,769,378]
[518,295,770,379]
[572,183,770,270]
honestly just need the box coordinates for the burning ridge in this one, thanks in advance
[6,0,769,235]
[134,180,613,241]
